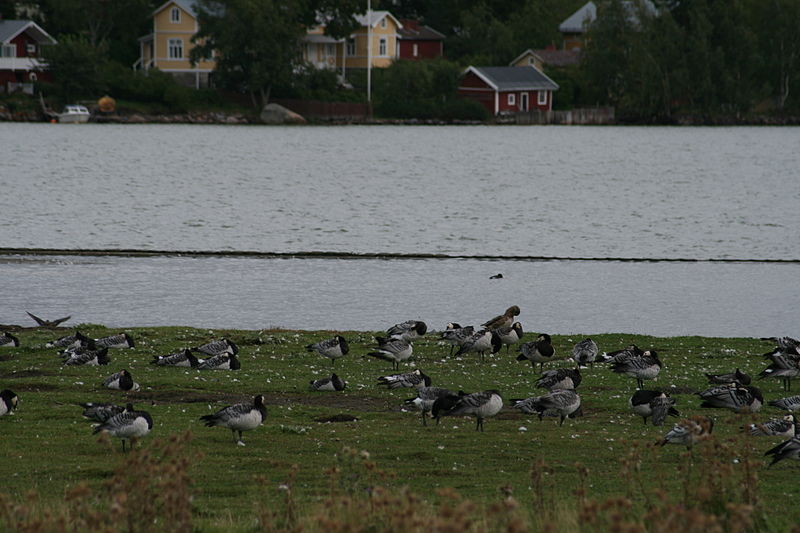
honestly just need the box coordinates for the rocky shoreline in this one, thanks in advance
[1,108,798,126]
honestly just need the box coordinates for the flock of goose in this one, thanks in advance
[2,308,800,465]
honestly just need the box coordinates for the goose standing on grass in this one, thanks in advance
[367,337,413,370]
[310,373,347,391]
[705,368,751,386]
[197,352,241,370]
[611,350,662,389]
[441,323,474,356]
[629,390,679,425]
[512,389,582,426]
[536,368,582,391]
[151,348,199,368]
[516,334,555,371]
[79,402,125,423]
[437,390,503,431]
[455,329,502,362]
[697,384,763,413]
[26,311,71,327]
[405,387,459,426]
[481,306,520,331]
[94,333,135,349]
[572,338,598,368]
[0,332,19,348]
[759,351,800,392]
[746,414,797,437]
[386,320,427,342]
[496,322,524,353]
[200,395,267,446]
[0,389,19,417]
[769,395,800,412]
[306,335,349,366]
[93,403,152,452]
[63,347,110,366]
[103,369,140,391]
[193,338,238,356]
[431,391,467,425]
[659,415,714,448]
[377,369,431,389]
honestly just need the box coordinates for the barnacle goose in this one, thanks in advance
[93,403,153,451]
[367,337,413,370]
[659,415,714,448]
[455,329,502,362]
[437,390,503,431]
[0,389,19,417]
[310,373,347,391]
[200,395,267,446]
[572,338,599,368]
[102,369,140,391]
[306,335,349,366]
[629,390,679,426]
[386,320,427,342]
[151,348,199,367]
[512,389,582,426]
[377,369,431,389]
[517,334,555,371]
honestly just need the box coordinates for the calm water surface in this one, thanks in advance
[2,123,798,259]
[1,254,797,337]
[1,123,797,334]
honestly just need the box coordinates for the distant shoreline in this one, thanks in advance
[2,109,799,126]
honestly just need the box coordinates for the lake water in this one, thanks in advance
[1,123,798,335]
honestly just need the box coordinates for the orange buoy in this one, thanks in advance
[98,95,116,113]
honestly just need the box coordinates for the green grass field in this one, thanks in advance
[0,325,797,531]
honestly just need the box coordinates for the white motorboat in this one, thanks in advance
[57,105,90,123]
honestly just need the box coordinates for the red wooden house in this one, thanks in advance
[397,19,444,60]
[0,20,56,94]
[458,66,559,115]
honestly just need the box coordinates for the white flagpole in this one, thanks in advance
[367,0,371,104]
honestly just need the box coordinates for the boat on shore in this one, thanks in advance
[57,105,90,123]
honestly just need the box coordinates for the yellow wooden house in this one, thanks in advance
[135,0,216,88]
[303,11,403,75]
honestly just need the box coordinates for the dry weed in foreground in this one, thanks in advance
[0,431,195,533]
[0,433,771,533]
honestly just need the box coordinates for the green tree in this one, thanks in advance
[750,0,800,111]
[40,0,152,64]
[191,0,361,107]
[581,0,639,106]
[40,35,108,102]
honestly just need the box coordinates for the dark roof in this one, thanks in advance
[533,49,581,67]
[467,66,559,91]
[0,20,56,44]
[397,19,444,41]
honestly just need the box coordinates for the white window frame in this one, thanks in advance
[26,43,36,55]
[168,38,183,59]
[507,93,516,106]
[346,38,355,56]
[380,17,386,28]
[520,92,529,111]
[1,44,16,58]
[412,43,418,57]
[537,91,547,105]
[378,37,387,56]
[171,7,181,23]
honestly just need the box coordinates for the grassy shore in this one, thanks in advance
[0,325,797,531]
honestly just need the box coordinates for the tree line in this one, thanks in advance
[6,0,800,121]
